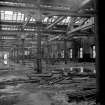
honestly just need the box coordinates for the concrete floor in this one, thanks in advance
[0,61,96,105]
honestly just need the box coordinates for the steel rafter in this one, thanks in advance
[67,21,94,35]
[0,6,95,17]
[46,16,65,29]
[48,16,94,41]
[22,15,31,29]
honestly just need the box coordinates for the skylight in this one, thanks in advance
[0,10,37,23]
[5,11,13,15]
[43,17,48,23]
[59,16,71,25]
[29,17,35,22]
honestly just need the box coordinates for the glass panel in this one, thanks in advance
[17,14,21,21]
[48,18,52,23]
[5,14,9,20]
[30,17,33,21]
[24,51,28,55]
[43,17,48,23]
[80,48,83,58]
[21,14,24,21]
[12,13,17,21]
[29,17,35,23]
[4,27,8,30]
[53,16,57,19]
[75,20,80,23]
[18,12,21,16]
[4,11,13,21]
[61,50,64,58]
[93,46,96,58]
[93,46,95,50]
[8,15,12,20]
[0,10,26,22]
[25,17,27,21]
[60,18,66,25]
[1,12,5,20]
[4,60,8,64]
[70,49,72,58]
[33,18,35,21]
[65,17,70,24]
[5,11,13,15]
[51,17,55,23]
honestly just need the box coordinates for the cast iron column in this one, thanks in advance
[16,45,19,63]
[21,39,25,65]
[14,47,16,62]
[36,21,42,73]
[64,39,67,64]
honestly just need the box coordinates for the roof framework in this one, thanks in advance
[0,0,96,50]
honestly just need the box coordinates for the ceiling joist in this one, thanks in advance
[46,16,65,29]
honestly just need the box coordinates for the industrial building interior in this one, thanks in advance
[0,0,97,105]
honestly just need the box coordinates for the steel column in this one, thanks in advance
[64,39,68,64]
[46,37,50,72]
[35,21,42,73]
[10,49,13,61]
[13,48,15,62]
[21,39,25,65]
[16,45,19,63]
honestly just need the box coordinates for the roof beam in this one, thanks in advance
[67,21,94,34]
[0,5,95,17]
[65,22,94,39]
[49,21,94,41]
[46,16,65,29]
[22,15,31,29]
[58,32,94,40]
[0,31,35,36]
[65,24,94,40]
[0,30,65,36]
[65,33,95,39]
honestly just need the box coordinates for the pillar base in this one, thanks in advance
[36,59,42,73]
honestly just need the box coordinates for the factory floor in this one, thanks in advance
[0,61,96,105]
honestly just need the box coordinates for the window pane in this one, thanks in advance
[18,12,21,16]
[93,46,95,50]
[48,18,52,23]
[25,17,27,21]
[65,17,70,23]
[70,49,72,58]
[13,13,17,21]
[4,11,13,21]
[30,17,33,21]
[33,18,35,21]
[17,15,21,21]
[80,48,83,58]
[5,14,9,20]
[61,50,64,58]
[8,15,12,20]
[5,11,13,15]
[1,12,5,20]
[43,17,48,23]
[21,14,24,21]
[51,18,55,22]
[93,46,96,58]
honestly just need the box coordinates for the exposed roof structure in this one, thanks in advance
[0,1,97,104]
[0,0,95,50]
